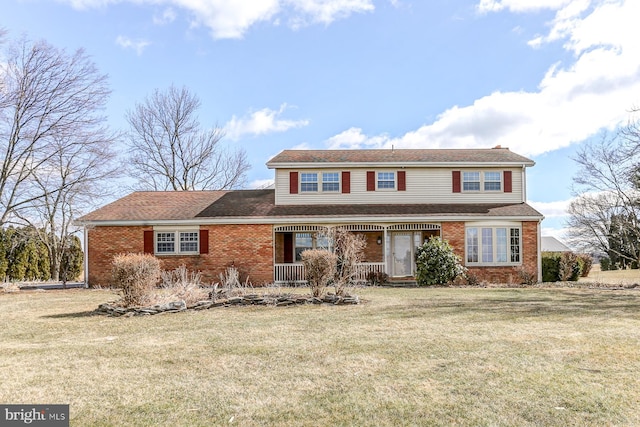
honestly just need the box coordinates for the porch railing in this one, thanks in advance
[274,262,385,284]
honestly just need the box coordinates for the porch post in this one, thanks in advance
[383,226,388,275]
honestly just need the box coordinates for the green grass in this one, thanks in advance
[2,287,640,426]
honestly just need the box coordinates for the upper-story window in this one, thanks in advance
[378,172,395,189]
[484,172,502,191]
[322,172,340,192]
[300,172,341,193]
[463,172,481,191]
[300,173,318,192]
[463,171,502,192]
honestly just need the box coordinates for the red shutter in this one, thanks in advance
[289,171,298,194]
[199,229,209,254]
[366,171,375,191]
[143,230,154,254]
[503,171,512,193]
[452,171,461,193]
[341,171,351,194]
[398,171,406,191]
[284,233,293,263]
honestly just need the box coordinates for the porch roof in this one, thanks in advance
[78,189,543,224]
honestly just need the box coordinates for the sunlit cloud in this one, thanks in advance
[224,104,309,141]
[115,36,151,55]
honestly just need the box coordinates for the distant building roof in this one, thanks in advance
[541,236,572,252]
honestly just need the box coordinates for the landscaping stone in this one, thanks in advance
[94,293,362,316]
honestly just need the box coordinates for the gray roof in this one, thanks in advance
[267,147,535,167]
[78,189,543,224]
[541,236,572,252]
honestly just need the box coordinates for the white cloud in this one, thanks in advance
[224,104,310,141]
[115,36,151,55]
[528,199,573,219]
[61,0,374,39]
[153,7,177,25]
[328,0,640,158]
[477,0,575,14]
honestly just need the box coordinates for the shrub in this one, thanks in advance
[160,265,209,305]
[542,252,561,282]
[330,228,366,295]
[301,249,337,297]
[559,252,582,281]
[415,237,466,286]
[366,271,389,286]
[517,268,538,286]
[111,253,161,307]
[577,253,593,277]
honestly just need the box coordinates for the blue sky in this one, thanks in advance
[3,0,640,240]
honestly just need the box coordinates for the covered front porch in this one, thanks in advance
[273,223,441,284]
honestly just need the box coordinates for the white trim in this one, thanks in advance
[153,225,201,231]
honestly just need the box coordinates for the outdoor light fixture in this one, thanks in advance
[377,236,382,245]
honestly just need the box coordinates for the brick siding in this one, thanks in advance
[86,224,274,287]
[441,221,539,284]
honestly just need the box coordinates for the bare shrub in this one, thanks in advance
[578,253,593,277]
[301,249,338,297]
[111,253,161,307]
[322,227,366,296]
[559,252,581,281]
[210,266,253,300]
[159,265,209,306]
[517,268,538,286]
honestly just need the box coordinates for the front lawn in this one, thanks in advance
[1,287,639,426]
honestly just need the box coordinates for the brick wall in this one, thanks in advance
[86,224,274,287]
[441,220,539,283]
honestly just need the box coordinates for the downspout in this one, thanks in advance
[83,226,89,288]
[537,219,542,283]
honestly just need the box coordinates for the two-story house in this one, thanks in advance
[78,147,544,286]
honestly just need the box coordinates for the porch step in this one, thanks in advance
[383,279,418,287]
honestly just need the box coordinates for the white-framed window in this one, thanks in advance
[378,172,395,189]
[463,171,503,192]
[322,172,340,192]
[484,172,502,191]
[300,173,318,192]
[463,172,481,191]
[466,225,521,265]
[155,230,199,255]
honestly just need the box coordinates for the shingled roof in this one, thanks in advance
[267,147,534,167]
[78,189,543,224]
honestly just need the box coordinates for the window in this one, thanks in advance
[300,173,318,192]
[484,172,502,191]
[378,172,395,189]
[466,226,521,265]
[294,232,334,262]
[463,172,480,191]
[322,172,340,192]
[155,230,199,255]
[294,233,313,261]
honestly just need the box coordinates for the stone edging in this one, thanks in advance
[94,293,360,317]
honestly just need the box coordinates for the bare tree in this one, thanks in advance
[0,35,111,226]
[567,122,640,266]
[126,85,250,191]
[16,132,118,281]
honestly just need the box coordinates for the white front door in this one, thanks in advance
[392,232,414,277]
